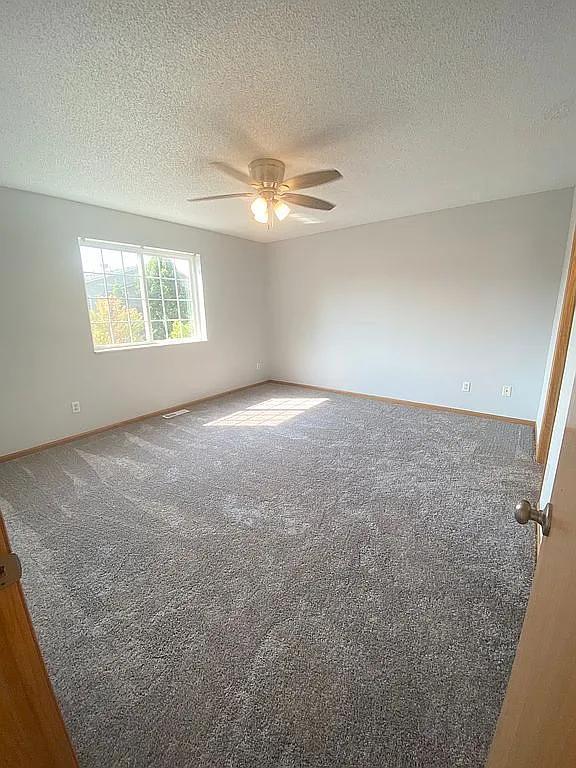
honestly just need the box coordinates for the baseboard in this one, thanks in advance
[268,379,536,427]
[0,380,270,463]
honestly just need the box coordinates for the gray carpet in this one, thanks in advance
[0,383,540,768]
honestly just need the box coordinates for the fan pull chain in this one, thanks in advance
[267,199,273,230]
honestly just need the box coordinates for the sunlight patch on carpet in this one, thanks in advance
[206,397,329,426]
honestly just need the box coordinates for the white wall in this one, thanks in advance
[267,190,573,420]
[0,188,267,456]
[536,189,576,437]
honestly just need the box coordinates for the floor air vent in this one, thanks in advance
[162,409,190,420]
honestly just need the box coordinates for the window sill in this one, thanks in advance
[93,337,207,354]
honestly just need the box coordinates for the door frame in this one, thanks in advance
[536,225,576,464]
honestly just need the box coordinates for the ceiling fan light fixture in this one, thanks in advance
[254,210,268,224]
[251,196,268,219]
[274,200,290,221]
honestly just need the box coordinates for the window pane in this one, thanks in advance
[178,300,192,319]
[174,258,191,279]
[148,299,164,320]
[84,274,107,298]
[152,321,167,340]
[111,322,131,344]
[144,255,159,276]
[89,297,110,321]
[160,257,175,278]
[128,299,144,332]
[128,301,145,341]
[108,296,128,318]
[125,276,141,298]
[131,323,147,343]
[102,249,123,274]
[164,300,178,319]
[106,275,126,298]
[122,251,139,274]
[128,298,144,315]
[168,320,182,339]
[176,279,190,299]
[146,277,161,299]
[162,279,177,299]
[90,322,111,346]
[80,246,103,273]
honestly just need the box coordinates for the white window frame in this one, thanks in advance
[78,237,207,352]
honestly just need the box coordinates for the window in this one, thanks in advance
[79,238,206,351]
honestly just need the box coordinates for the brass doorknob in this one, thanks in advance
[515,500,552,537]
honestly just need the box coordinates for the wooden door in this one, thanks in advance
[487,378,576,765]
[0,515,78,768]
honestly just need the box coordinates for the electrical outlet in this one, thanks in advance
[71,401,81,413]
[501,385,512,398]
[462,381,471,393]
[256,362,263,370]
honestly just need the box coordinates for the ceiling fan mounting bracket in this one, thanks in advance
[248,158,285,187]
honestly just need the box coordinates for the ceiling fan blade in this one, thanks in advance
[210,162,255,187]
[282,193,335,211]
[282,169,342,191]
[187,193,253,202]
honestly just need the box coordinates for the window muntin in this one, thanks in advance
[79,238,206,350]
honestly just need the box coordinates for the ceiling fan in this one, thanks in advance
[187,159,342,226]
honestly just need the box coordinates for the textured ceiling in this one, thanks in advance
[1,0,576,242]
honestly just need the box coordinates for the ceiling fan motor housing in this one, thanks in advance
[249,158,285,188]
